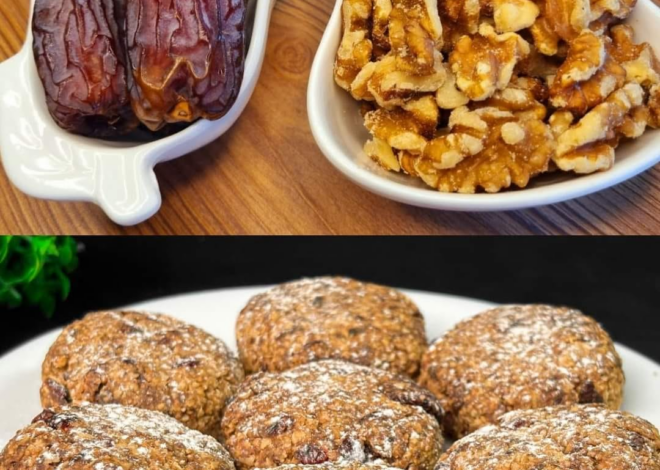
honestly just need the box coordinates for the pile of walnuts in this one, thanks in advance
[333,0,660,193]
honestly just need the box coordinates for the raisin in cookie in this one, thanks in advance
[437,405,660,470]
[419,304,624,438]
[221,359,444,470]
[236,277,427,377]
[0,404,235,470]
[40,310,244,439]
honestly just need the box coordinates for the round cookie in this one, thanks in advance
[40,310,244,439]
[236,277,427,377]
[221,359,444,470]
[436,405,660,470]
[418,304,624,438]
[0,404,235,470]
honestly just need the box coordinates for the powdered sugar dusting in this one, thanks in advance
[254,462,402,470]
[438,405,660,470]
[57,311,238,381]
[249,278,360,312]
[421,305,624,436]
[236,277,427,377]
[222,360,443,470]
[41,310,244,438]
[8,404,234,470]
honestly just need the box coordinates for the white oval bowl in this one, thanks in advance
[308,0,660,211]
[0,0,276,226]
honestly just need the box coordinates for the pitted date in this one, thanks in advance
[32,0,138,137]
[124,0,247,131]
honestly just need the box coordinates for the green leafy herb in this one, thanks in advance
[0,236,78,317]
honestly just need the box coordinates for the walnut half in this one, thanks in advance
[554,83,645,173]
[449,24,530,101]
[335,0,374,90]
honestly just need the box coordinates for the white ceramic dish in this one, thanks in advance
[0,0,276,226]
[1,285,659,449]
[308,1,660,211]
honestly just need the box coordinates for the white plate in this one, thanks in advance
[307,0,660,211]
[0,0,276,226]
[1,286,659,449]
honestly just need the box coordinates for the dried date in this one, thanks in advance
[124,0,247,131]
[32,0,138,137]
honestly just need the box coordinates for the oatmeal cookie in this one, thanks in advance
[419,304,624,438]
[40,310,244,439]
[221,359,444,470]
[436,404,660,470]
[0,403,235,470]
[236,277,427,377]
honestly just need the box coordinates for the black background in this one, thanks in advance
[1,237,659,362]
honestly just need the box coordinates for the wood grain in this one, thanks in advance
[1,0,660,234]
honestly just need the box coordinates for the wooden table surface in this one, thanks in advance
[2,0,660,235]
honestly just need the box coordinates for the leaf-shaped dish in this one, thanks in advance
[0,0,275,226]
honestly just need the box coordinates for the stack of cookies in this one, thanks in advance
[1,277,658,470]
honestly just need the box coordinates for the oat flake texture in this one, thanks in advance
[40,310,244,439]
[0,403,236,470]
[419,304,624,438]
[221,359,444,470]
[437,404,660,470]
[236,277,428,377]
